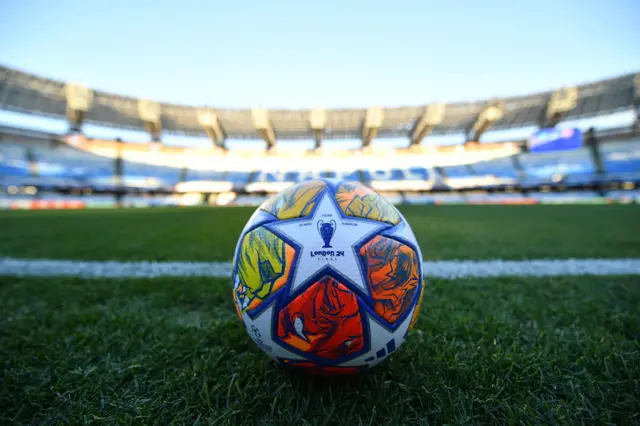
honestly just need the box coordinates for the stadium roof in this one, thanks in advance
[0,65,638,141]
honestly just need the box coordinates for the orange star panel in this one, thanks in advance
[278,276,365,360]
[334,181,401,225]
[360,235,420,325]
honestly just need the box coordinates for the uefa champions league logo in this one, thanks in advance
[316,220,337,248]
[311,219,344,259]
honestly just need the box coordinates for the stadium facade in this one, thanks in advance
[0,65,639,209]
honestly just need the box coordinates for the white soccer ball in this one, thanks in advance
[232,179,424,375]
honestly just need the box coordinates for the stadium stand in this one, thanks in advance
[519,148,596,187]
[1,65,636,143]
[1,65,639,208]
[601,139,640,179]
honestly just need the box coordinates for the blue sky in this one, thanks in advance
[1,0,639,146]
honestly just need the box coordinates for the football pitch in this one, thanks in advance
[1,205,639,425]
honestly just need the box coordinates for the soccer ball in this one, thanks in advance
[232,180,424,375]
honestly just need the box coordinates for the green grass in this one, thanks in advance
[0,204,639,261]
[1,275,639,425]
[1,204,639,424]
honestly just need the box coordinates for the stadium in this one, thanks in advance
[1,3,640,423]
[1,66,640,208]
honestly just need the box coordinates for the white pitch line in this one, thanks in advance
[1,257,639,280]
